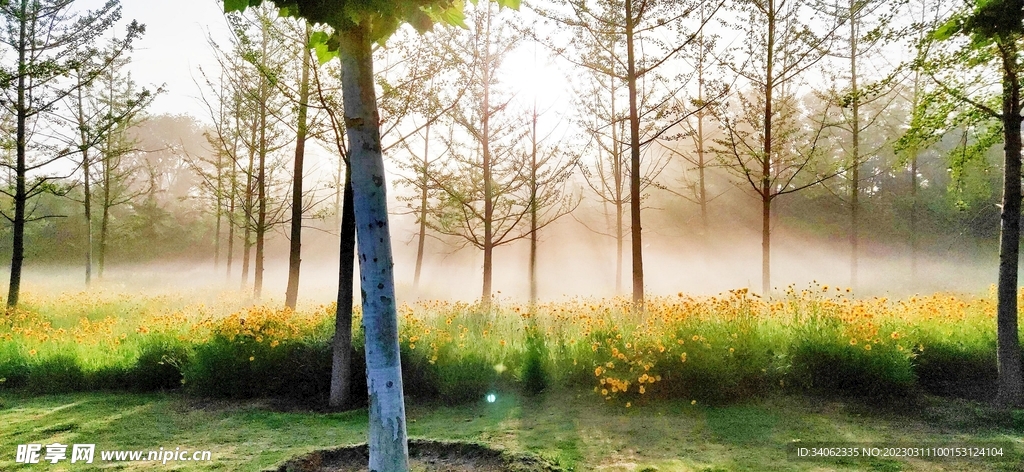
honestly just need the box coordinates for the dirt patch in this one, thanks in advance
[270,439,562,472]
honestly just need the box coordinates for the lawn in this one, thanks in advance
[1,390,1022,471]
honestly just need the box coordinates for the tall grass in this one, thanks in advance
[1,284,1019,405]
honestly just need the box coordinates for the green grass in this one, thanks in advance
[1,390,1022,471]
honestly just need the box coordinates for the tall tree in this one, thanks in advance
[285,23,313,309]
[715,0,842,295]
[226,0,513,468]
[541,0,720,307]
[423,3,536,306]
[0,0,141,308]
[927,0,1024,406]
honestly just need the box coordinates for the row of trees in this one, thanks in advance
[4,0,1024,467]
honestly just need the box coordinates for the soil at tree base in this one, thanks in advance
[270,439,562,472]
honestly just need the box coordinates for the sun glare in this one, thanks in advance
[501,47,568,115]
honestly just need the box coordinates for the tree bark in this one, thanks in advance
[995,41,1024,407]
[330,165,356,408]
[339,25,409,470]
[286,32,312,309]
[413,122,429,293]
[481,7,495,308]
[625,0,644,308]
[761,0,776,296]
[849,0,860,291]
[7,0,28,309]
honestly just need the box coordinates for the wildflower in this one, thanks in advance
[626,402,631,408]
[691,335,699,341]
[691,400,697,405]
[595,367,604,377]
[864,344,871,351]
[601,388,608,396]
[639,386,646,394]
[249,356,255,361]
[890,331,900,340]
[680,352,687,363]
[28,349,36,356]
[850,338,857,345]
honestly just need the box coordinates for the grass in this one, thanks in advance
[3,284,1018,404]
[0,390,1021,471]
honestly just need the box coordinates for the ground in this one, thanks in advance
[1,390,1022,471]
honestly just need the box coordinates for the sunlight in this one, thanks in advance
[501,46,568,114]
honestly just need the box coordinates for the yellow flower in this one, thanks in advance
[249,356,255,361]
[691,400,697,405]
[890,331,900,340]
[28,349,36,356]
[680,352,687,363]
[601,388,608,396]
[691,335,699,341]
[595,367,604,377]
[626,402,631,408]
[864,344,872,351]
[850,338,858,345]
[639,386,646,394]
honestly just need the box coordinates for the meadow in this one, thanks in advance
[2,285,1024,470]
[0,284,1009,403]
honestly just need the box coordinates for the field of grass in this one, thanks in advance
[1,284,1024,470]
[1,389,1022,471]
[0,284,1015,403]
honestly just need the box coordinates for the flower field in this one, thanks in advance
[0,284,1012,405]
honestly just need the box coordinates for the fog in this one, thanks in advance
[6,193,998,306]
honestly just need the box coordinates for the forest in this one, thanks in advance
[2,0,1024,470]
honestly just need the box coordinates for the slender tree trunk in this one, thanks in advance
[849,0,860,291]
[612,88,624,295]
[330,165,356,408]
[625,0,644,308]
[995,43,1023,407]
[99,163,111,279]
[481,7,495,308]
[761,1,776,296]
[339,25,409,470]
[286,35,312,309]
[241,145,255,291]
[413,122,429,293]
[253,28,270,300]
[227,182,236,280]
[529,100,539,306]
[84,151,92,285]
[8,0,29,309]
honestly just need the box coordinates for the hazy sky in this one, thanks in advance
[111,0,232,118]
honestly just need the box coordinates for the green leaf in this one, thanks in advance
[224,0,254,13]
[496,0,521,9]
[309,31,338,64]
[932,17,963,41]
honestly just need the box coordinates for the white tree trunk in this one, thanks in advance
[339,26,410,470]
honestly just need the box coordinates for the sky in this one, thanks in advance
[110,0,233,118]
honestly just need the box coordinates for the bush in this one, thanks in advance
[27,354,85,394]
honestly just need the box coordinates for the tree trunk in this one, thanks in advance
[286,34,312,309]
[625,0,644,308]
[339,25,409,470]
[848,0,860,291]
[330,165,356,408]
[995,42,1024,407]
[253,29,270,300]
[99,165,112,278]
[8,0,28,309]
[481,7,494,308]
[529,100,539,306]
[761,1,776,296]
[413,122,429,294]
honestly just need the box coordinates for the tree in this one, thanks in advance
[285,23,313,309]
[927,0,1024,406]
[59,37,156,285]
[425,3,532,307]
[715,0,842,295]
[226,0,515,469]
[0,0,141,308]
[541,0,720,307]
